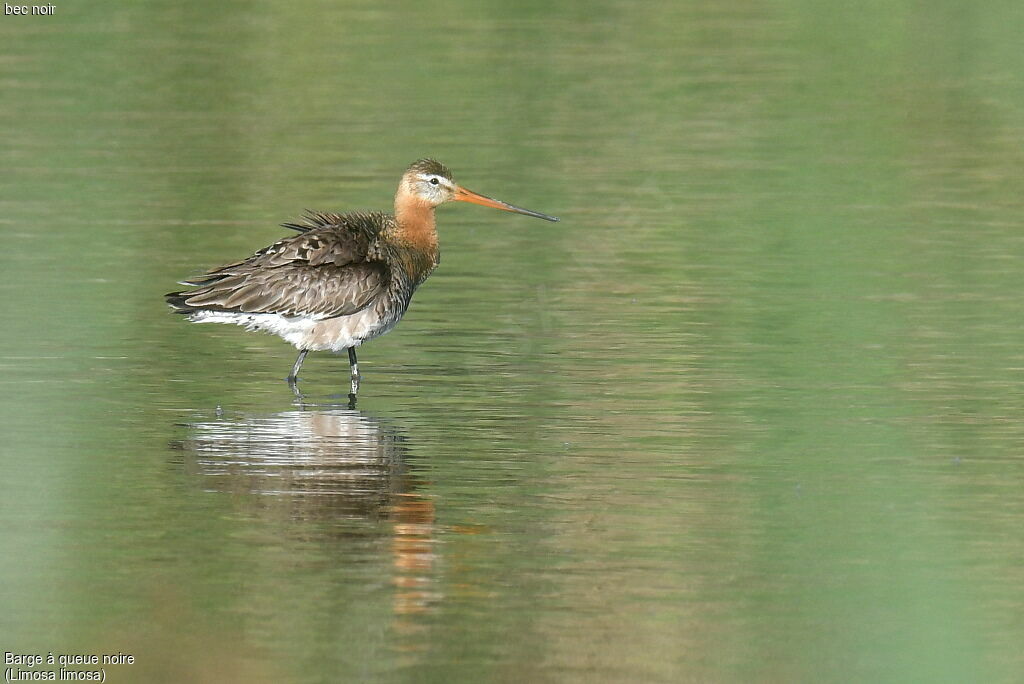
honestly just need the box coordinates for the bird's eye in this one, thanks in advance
[429,177,439,185]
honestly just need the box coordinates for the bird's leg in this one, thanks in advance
[288,349,309,383]
[347,347,360,400]
[288,349,309,380]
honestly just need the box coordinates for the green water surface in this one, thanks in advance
[2,1,1024,682]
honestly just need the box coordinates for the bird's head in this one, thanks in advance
[400,158,559,222]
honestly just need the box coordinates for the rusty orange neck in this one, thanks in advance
[393,190,439,254]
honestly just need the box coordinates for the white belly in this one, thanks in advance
[190,306,398,352]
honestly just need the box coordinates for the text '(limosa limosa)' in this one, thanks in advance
[166,159,559,400]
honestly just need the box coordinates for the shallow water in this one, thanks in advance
[3,1,1024,681]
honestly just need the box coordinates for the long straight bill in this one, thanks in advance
[454,186,560,222]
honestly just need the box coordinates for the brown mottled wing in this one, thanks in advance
[170,212,389,318]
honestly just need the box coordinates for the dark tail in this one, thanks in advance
[165,291,198,314]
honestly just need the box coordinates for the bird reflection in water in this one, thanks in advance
[176,406,439,617]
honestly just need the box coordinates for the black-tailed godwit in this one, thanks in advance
[166,159,558,400]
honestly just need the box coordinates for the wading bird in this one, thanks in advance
[166,159,558,400]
